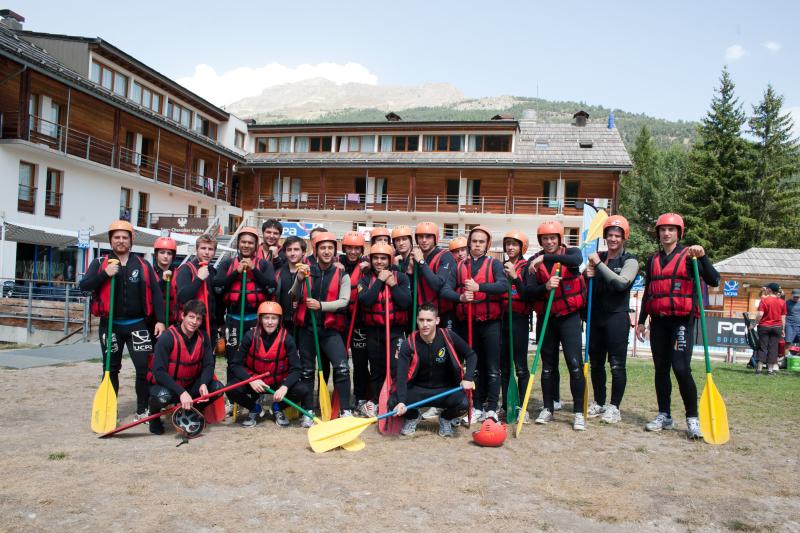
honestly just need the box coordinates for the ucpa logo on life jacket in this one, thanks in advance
[129,270,140,283]
[435,347,446,363]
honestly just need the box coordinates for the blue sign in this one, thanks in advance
[77,229,91,249]
[281,222,322,239]
[723,280,739,297]
[632,275,645,292]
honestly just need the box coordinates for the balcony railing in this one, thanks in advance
[257,193,613,215]
[0,112,233,204]
[44,191,62,218]
[17,184,36,214]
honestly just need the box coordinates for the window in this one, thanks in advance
[18,161,36,213]
[28,93,38,130]
[423,135,464,152]
[354,177,386,204]
[273,177,302,203]
[259,136,292,153]
[137,192,149,227]
[466,179,480,205]
[130,81,163,113]
[234,130,246,149]
[393,135,419,152]
[119,187,132,221]
[446,179,459,205]
[44,168,63,218]
[337,135,375,152]
[544,180,560,208]
[565,227,580,246]
[470,135,512,152]
[309,136,332,152]
[443,223,458,240]
[194,115,217,140]
[167,101,192,128]
[91,61,127,96]
[188,205,197,217]
[534,140,549,150]
[565,181,580,205]
[200,208,209,217]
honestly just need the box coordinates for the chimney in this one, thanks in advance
[573,110,589,127]
[0,9,24,30]
[385,112,402,122]
[607,112,615,129]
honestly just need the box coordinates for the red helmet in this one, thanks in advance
[603,215,630,240]
[257,301,283,317]
[448,236,467,252]
[655,213,684,239]
[342,231,365,248]
[153,236,177,252]
[537,220,564,246]
[368,243,395,257]
[238,226,260,244]
[312,231,338,250]
[108,220,134,241]
[391,225,413,241]
[472,418,507,447]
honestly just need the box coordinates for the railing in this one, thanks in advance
[17,184,36,213]
[0,278,90,339]
[44,191,62,218]
[137,210,150,228]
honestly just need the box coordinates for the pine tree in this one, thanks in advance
[683,68,756,259]
[748,84,800,247]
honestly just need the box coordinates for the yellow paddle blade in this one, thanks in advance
[582,362,589,419]
[310,416,365,452]
[318,371,332,421]
[284,406,300,420]
[699,373,730,445]
[91,372,117,434]
[585,209,609,243]
[308,416,377,453]
[515,377,536,438]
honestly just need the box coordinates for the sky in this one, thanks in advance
[12,0,800,128]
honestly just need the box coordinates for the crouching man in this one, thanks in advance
[147,300,222,435]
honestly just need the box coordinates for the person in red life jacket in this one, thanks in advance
[290,231,353,417]
[339,231,372,416]
[80,220,165,420]
[176,233,221,339]
[147,299,222,435]
[212,226,276,358]
[153,236,178,325]
[584,215,639,424]
[273,236,307,332]
[527,220,586,430]
[393,304,477,437]
[370,227,391,246]
[257,218,287,271]
[447,236,468,264]
[636,213,720,439]
[411,222,457,330]
[392,225,416,277]
[751,282,787,375]
[441,225,508,424]
[357,242,412,415]
[226,301,311,428]
[500,230,535,423]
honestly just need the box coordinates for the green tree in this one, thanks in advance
[748,84,800,247]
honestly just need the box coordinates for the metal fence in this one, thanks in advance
[0,278,91,341]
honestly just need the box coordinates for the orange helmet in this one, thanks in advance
[391,225,413,241]
[238,226,260,244]
[108,220,134,241]
[448,236,468,252]
[468,225,492,250]
[472,418,507,447]
[154,236,177,252]
[655,213,684,239]
[370,227,391,241]
[342,231,365,248]
[503,230,529,255]
[537,220,564,245]
[369,243,395,257]
[312,231,338,250]
[257,301,283,317]
[415,222,440,244]
[603,215,630,240]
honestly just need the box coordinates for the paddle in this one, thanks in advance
[465,297,474,425]
[309,386,463,453]
[91,259,120,433]
[515,263,560,438]
[378,284,402,435]
[506,284,520,424]
[198,262,226,424]
[411,263,418,332]
[99,372,270,438]
[164,270,172,325]
[582,276,594,420]
[238,265,248,343]
[691,257,730,445]
[305,277,332,421]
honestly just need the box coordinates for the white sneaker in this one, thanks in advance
[133,408,150,422]
[242,408,266,428]
[340,409,353,418]
[225,399,234,416]
[600,405,621,424]
[587,402,605,418]
[301,411,316,428]
[400,413,422,436]
[645,412,675,432]
[483,410,499,422]
[686,417,703,440]
[421,407,442,420]
[573,412,586,431]
[535,408,553,424]
[523,411,531,424]
[553,401,563,411]
[461,408,482,425]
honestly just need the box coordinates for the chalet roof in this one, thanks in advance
[244,119,632,170]
[714,248,800,278]
[0,26,242,161]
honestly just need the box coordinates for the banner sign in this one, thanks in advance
[281,222,323,239]
[152,216,210,235]
[696,316,750,348]
[723,280,739,297]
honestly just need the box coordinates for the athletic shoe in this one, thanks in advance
[645,412,675,432]
[421,407,442,420]
[134,408,150,424]
[242,409,266,428]
[686,417,703,440]
[439,417,455,437]
[573,412,586,431]
[301,411,315,428]
[273,409,290,428]
[522,411,531,424]
[401,413,422,436]
[461,408,483,426]
[225,399,234,416]
[587,402,605,418]
[535,408,553,424]
[359,401,377,418]
[340,409,353,418]
[483,410,499,422]
[496,407,506,420]
[600,405,621,424]
[149,416,164,435]
[553,401,563,411]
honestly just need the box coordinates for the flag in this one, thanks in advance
[581,203,599,266]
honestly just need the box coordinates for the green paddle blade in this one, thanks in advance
[506,371,520,424]
[700,373,730,445]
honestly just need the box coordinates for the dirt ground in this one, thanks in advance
[0,358,798,532]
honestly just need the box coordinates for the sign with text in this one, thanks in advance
[152,216,209,235]
[723,280,739,297]
[631,275,645,292]
[281,222,323,239]
[77,229,91,249]
[696,316,749,347]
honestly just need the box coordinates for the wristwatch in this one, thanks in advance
[418,259,426,265]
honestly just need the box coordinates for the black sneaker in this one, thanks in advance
[149,417,164,435]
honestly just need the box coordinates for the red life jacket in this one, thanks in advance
[223,257,266,308]
[157,266,179,323]
[90,255,154,319]
[245,327,289,387]
[533,247,586,317]
[294,265,346,332]
[502,259,532,316]
[362,274,409,327]
[147,325,205,387]
[417,249,454,314]
[644,247,695,317]
[455,257,502,321]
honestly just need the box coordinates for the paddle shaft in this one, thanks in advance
[304,277,324,371]
[200,262,211,337]
[164,275,170,325]
[412,264,418,331]
[104,269,117,372]
[238,267,248,343]
[691,258,712,374]
[583,276,594,417]
[383,386,463,420]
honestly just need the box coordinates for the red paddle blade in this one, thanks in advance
[378,379,402,435]
[330,387,340,420]
[203,374,226,424]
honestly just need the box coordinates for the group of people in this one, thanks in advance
[82,211,721,440]
[750,283,798,375]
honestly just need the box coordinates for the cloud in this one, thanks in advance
[724,44,747,61]
[762,41,782,53]
[177,62,379,106]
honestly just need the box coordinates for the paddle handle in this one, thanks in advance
[467,296,473,347]
[304,277,323,368]
[164,278,170,325]
[691,257,712,374]
[346,299,358,349]
[200,261,211,337]
[265,385,315,421]
[508,286,514,366]
[379,386,463,420]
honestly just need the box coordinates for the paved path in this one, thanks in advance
[0,342,100,369]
